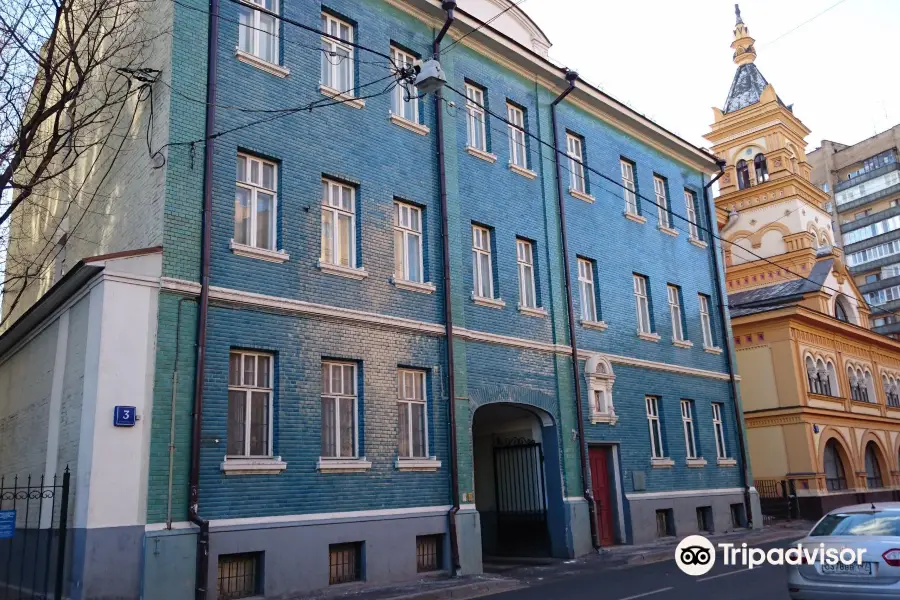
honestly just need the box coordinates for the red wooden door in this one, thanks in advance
[589,446,616,546]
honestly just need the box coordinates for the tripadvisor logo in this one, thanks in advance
[675,535,716,576]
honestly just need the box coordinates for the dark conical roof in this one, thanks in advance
[723,62,784,114]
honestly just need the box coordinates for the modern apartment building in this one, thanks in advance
[809,125,900,337]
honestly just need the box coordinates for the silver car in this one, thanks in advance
[788,503,900,598]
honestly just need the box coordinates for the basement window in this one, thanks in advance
[217,552,262,600]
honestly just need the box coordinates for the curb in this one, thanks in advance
[625,529,807,566]
[377,579,522,600]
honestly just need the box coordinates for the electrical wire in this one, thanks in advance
[438,0,529,56]
[759,0,851,47]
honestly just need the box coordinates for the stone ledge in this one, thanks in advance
[472,294,505,309]
[220,456,287,476]
[569,188,595,203]
[638,332,661,343]
[690,237,709,249]
[234,48,290,78]
[318,260,368,280]
[391,277,436,294]
[686,458,708,468]
[466,146,498,163]
[394,457,442,472]
[704,345,724,355]
[518,305,547,318]
[319,84,365,109]
[717,458,738,467]
[624,211,647,224]
[580,319,608,331]
[317,457,372,473]
[509,163,537,179]
[658,225,679,237]
[230,240,289,263]
[673,339,694,349]
[651,458,675,469]
[389,113,429,135]
[590,412,618,425]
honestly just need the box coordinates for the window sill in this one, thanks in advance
[317,260,368,280]
[590,412,618,425]
[624,211,647,224]
[394,457,442,472]
[518,305,547,318]
[317,457,372,473]
[509,163,537,179]
[717,458,737,467]
[651,458,675,469]
[638,331,661,342]
[569,188,595,203]
[391,277,436,294]
[220,456,288,475]
[703,345,723,355]
[230,240,290,263]
[472,294,505,309]
[686,458,708,468]
[580,319,608,331]
[318,84,365,109]
[465,146,497,163]
[658,225,679,237]
[672,339,694,349]
[689,237,708,249]
[234,48,290,78]
[389,113,429,135]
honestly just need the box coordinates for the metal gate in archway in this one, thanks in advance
[492,437,550,556]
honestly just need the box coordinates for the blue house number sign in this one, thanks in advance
[113,406,137,427]
[0,510,15,539]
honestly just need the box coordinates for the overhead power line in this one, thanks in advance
[439,0,529,56]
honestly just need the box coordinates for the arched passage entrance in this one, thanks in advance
[472,403,565,558]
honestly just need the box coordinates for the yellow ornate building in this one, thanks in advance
[707,6,900,517]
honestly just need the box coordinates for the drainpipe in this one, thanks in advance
[550,70,600,551]
[189,0,219,595]
[702,160,754,528]
[168,297,195,530]
[433,0,460,575]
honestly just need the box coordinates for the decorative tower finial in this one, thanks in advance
[731,5,756,65]
[735,4,743,25]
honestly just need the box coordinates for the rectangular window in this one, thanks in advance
[507,103,527,169]
[329,542,363,584]
[390,47,418,122]
[646,396,664,459]
[228,351,273,457]
[567,133,586,193]
[321,361,358,458]
[465,83,487,151]
[654,176,671,228]
[393,202,423,283]
[238,0,278,64]
[398,369,427,459]
[621,159,637,214]
[472,225,493,298]
[578,258,597,322]
[321,13,354,93]
[681,400,697,459]
[416,535,443,573]
[218,552,262,599]
[668,285,684,342]
[656,508,675,538]
[235,154,277,250]
[712,403,727,459]
[634,274,652,334]
[699,294,714,348]
[321,179,356,268]
[684,189,700,240]
[516,239,537,309]
[697,507,713,533]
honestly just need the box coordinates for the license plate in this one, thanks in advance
[822,562,875,576]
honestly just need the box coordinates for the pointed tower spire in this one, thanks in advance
[731,4,756,65]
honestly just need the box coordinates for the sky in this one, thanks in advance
[521,0,900,152]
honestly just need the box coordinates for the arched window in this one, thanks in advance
[586,356,616,424]
[754,153,769,183]
[849,367,870,402]
[865,443,884,488]
[865,371,876,403]
[885,375,900,407]
[826,362,838,397]
[824,439,847,491]
[807,357,832,396]
[736,159,751,190]
[835,295,851,323]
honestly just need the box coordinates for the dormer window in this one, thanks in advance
[736,159,751,190]
[754,153,769,183]
[586,356,617,425]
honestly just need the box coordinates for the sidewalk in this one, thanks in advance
[300,520,814,600]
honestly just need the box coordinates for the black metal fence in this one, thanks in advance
[0,469,70,600]
[491,438,550,556]
[755,478,798,521]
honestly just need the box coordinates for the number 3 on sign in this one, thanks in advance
[114,406,137,427]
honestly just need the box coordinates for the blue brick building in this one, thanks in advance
[0,0,759,598]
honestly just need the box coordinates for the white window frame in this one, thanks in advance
[238,0,280,64]
[321,361,359,458]
[321,178,356,268]
[646,396,664,459]
[235,154,277,250]
[228,350,274,458]
[586,356,616,424]
[634,274,652,334]
[465,84,487,151]
[393,201,423,283]
[684,189,700,240]
[321,13,354,93]
[668,285,684,342]
[472,225,493,299]
[567,133,586,193]
[712,403,727,459]
[578,258,597,322]
[391,46,418,123]
[507,103,527,169]
[398,369,428,459]
[681,400,697,459]
[699,294,714,348]
[654,176,671,228]
[621,159,637,214]
[516,239,537,309]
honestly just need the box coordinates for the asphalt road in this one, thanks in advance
[483,539,798,600]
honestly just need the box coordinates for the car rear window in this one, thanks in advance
[811,512,900,536]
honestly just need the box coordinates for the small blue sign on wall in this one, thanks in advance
[0,510,15,539]
[113,406,137,427]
